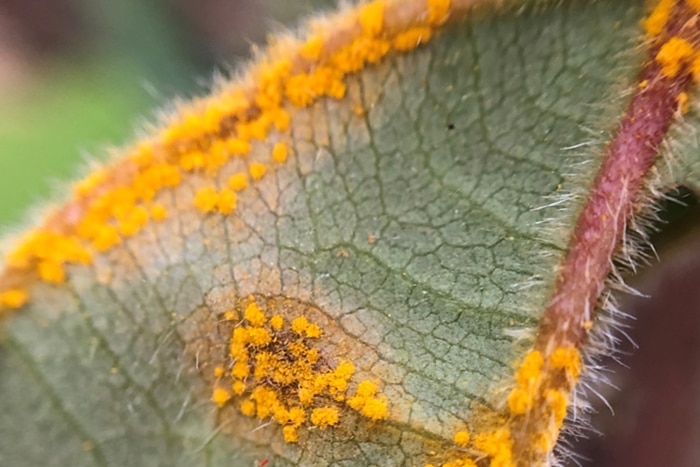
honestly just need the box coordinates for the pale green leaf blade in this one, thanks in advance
[0,1,647,466]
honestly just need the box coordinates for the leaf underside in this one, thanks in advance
[6,1,696,466]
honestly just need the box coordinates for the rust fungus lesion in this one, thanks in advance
[190,294,389,446]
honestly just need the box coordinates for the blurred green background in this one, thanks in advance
[0,0,332,227]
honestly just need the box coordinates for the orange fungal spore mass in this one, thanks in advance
[37,261,66,284]
[300,36,324,61]
[310,407,340,428]
[473,429,514,467]
[194,187,219,213]
[433,343,583,467]
[393,27,433,51]
[150,204,168,222]
[359,1,385,37]
[216,189,238,215]
[453,430,470,447]
[210,296,389,443]
[212,387,232,407]
[249,162,267,181]
[506,387,532,415]
[515,349,544,388]
[549,346,581,380]
[244,302,266,326]
[656,36,695,78]
[644,0,674,37]
[228,173,249,191]
[271,142,289,163]
[0,289,28,309]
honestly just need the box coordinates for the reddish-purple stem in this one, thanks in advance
[536,5,697,352]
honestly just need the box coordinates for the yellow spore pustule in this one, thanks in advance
[211,296,389,444]
[644,0,674,37]
[656,36,695,78]
[0,289,28,309]
[432,345,582,467]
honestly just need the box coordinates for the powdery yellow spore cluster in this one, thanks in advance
[656,36,695,78]
[0,0,453,313]
[645,0,700,82]
[425,426,514,467]
[507,347,581,456]
[644,0,674,37]
[0,289,28,309]
[210,297,388,444]
[425,346,581,467]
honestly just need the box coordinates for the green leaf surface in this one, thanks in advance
[0,1,679,466]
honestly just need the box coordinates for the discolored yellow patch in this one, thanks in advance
[0,0,601,464]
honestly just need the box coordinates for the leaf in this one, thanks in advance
[0,0,697,466]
